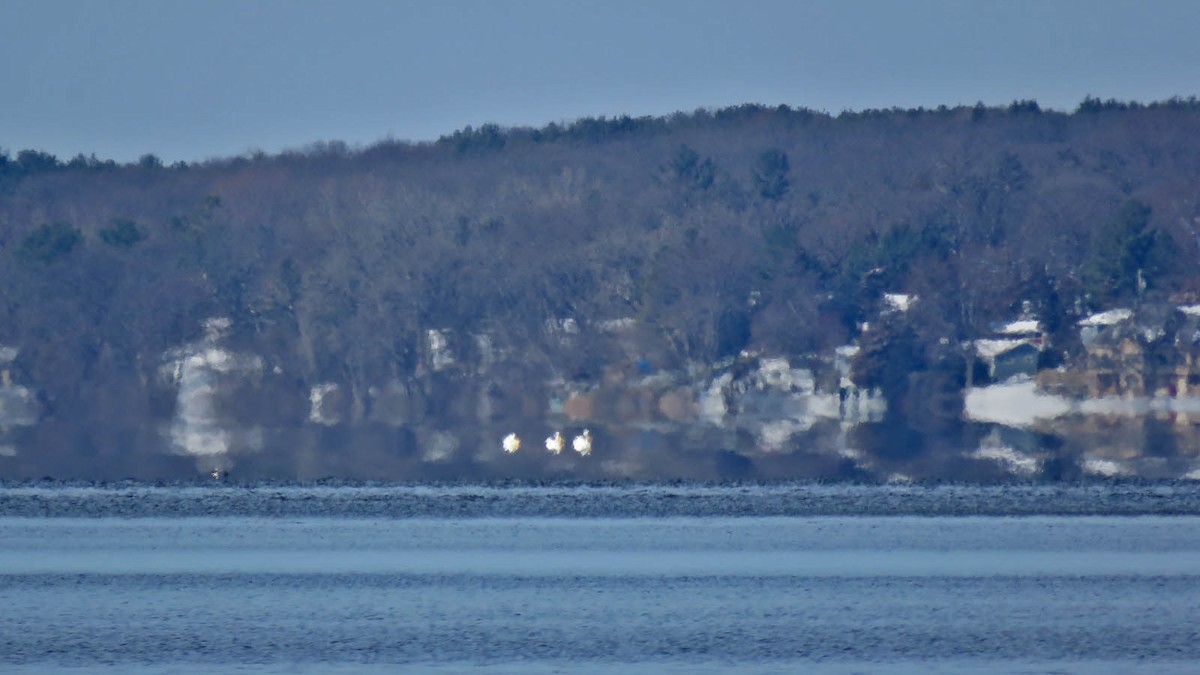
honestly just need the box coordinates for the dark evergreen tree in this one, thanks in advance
[98,219,145,248]
[752,149,790,200]
[17,222,83,263]
[1083,199,1165,304]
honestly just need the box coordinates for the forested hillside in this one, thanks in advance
[2,98,1200,480]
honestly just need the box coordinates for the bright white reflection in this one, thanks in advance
[502,433,521,454]
[573,429,592,457]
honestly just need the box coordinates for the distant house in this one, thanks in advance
[1162,306,1200,398]
[1079,306,1162,397]
[992,343,1041,382]
[0,346,41,430]
[1079,308,1134,347]
[973,316,1044,384]
[1083,322,1146,397]
[1078,305,1200,399]
[425,328,456,372]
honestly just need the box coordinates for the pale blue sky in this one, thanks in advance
[3,0,1198,163]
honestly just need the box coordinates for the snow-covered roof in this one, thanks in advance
[974,338,1035,359]
[834,344,860,358]
[1078,308,1133,327]
[996,319,1041,335]
[596,317,636,332]
[883,293,915,312]
[543,318,579,334]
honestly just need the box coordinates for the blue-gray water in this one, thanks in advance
[2,483,1200,674]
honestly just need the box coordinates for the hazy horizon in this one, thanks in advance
[4,0,1199,163]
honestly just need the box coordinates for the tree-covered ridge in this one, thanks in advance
[2,98,1200,480]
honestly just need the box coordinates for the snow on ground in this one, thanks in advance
[964,379,1071,427]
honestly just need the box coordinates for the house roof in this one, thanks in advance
[883,293,915,312]
[975,338,1033,359]
[1079,308,1133,327]
[996,319,1041,335]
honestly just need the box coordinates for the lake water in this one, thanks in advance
[2,483,1199,673]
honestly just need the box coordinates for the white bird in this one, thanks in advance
[502,433,521,454]
[545,431,565,455]
[572,429,592,457]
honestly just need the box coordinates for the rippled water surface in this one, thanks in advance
[2,483,1199,673]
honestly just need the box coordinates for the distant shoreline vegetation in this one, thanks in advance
[2,96,1200,482]
[3,96,1197,169]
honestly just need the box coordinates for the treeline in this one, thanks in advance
[2,98,1200,479]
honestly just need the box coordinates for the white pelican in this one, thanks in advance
[502,433,521,454]
[572,429,592,457]
[545,431,564,455]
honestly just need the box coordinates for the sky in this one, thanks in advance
[3,0,1199,164]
